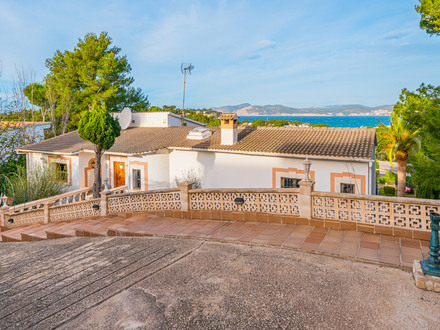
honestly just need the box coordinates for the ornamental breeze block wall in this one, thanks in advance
[189,189,300,215]
[2,185,438,240]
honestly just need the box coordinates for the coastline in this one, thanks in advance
[237,113,390,117]
[238,115,390,128]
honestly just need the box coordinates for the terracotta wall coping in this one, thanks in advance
[188,188,301,194]
[312,191,440,206]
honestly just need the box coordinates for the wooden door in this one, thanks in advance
[114,162,126,187]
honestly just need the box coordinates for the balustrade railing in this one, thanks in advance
[312,192,440,232]
[189,188,300,215]
[3,187,92,214]
[107,187,181,214]
[2,182,439,238]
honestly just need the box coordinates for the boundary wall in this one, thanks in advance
[1,181,437,241]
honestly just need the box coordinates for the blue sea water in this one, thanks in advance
[239,115,390,128]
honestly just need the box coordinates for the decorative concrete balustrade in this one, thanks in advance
[0,185,128,229]
[311,191,439,239]
[1,181,438,240]
[188,188,300,215]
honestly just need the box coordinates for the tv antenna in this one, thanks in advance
[181,63,194,126]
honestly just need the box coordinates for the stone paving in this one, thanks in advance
[0,212,427,270]
[1,236,440,329]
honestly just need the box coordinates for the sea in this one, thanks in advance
[239,115,390,128]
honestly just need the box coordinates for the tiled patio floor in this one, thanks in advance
[104,215,427,270]
[2,213,428,270]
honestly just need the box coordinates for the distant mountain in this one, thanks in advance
[211,104,393,116]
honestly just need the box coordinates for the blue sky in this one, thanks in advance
[0,0,439,109]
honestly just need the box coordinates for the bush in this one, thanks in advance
[4,163,68,205]
[174,168,203,189]
[384,171,398,185]
[378,177,386,184]
[383,186,396,196]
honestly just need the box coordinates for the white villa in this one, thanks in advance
[17,111,377,195]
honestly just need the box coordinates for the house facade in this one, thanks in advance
[17,111,377,195]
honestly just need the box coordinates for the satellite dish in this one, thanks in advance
[118,107,132,130]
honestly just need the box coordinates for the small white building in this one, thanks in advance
[17,111,377,195]
[1,121,51,161]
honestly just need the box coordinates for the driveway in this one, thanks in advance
[0,237,439,329]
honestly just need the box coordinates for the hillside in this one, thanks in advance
[211,104,393,116]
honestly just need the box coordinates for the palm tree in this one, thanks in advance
[377,113,421,197]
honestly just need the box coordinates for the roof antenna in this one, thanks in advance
[181,63,194,126]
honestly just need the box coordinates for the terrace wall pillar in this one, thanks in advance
[298,180,315,219]
[1,196,9,227]
[43,202,50,224]
[100,190,112,216]
[179,181,193,211]
[0,206,9,227]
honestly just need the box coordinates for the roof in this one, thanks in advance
[17,126,376,159]
[219,113,238,120]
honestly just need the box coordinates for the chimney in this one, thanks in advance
[219,113,238,145]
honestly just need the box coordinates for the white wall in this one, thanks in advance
[125,112,203,128]
[127,149,170,190]
[25,148,374,194]
[168,150,373,194]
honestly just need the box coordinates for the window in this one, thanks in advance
[56,163,68,183]
[132,169,141,190]
[341,183,355,194]
[281,177,301,188]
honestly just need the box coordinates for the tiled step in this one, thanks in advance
[74,215,130,237]
[106,214,160,236]
[45,218,90,239]
[21,222,69,241]
[106,216,197,237]
[76,213,152,237]
[1,224,43,242]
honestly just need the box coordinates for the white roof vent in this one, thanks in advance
[187,127,212,140]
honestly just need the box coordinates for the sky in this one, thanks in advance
[0,0,439,109]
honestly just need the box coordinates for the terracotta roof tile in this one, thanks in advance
[18,126,376,159]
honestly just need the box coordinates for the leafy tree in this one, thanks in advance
[416,0,440,36]
[45,31,148,130]
[393,84,440,198]
[23,83,50,122]
[377,113,421,197]
[78,102,121,198]
[106,86,150,112]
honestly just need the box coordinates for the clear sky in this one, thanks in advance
[0,0,439,109]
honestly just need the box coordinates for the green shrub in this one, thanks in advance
[378,177,386,184]
[4,163,68,205]
[384,186,396,196]
[384,171,398,185]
